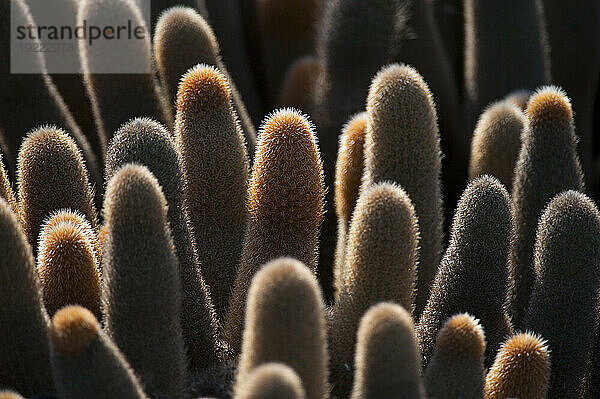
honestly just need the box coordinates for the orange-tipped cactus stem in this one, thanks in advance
[175,64,250,321]
[224,109,324,352]
[38,210,101,320]
[484,333,550,399]
[333,112,367,297]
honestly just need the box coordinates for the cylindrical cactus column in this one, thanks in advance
[175,65,250,321]
[49,306,148,399]
[351,303,425,399]
[0,198,54,396]
[523,191,600,398]
[235,258,328,399]
[224,109,324,351]
[103,164,188,399]
[362,64,443,316]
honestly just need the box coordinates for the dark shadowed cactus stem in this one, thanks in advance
[464,0,550,130]
[79,0,172,146]
[417,176,513,368]
[49,306,148,399]
[103,164,187,399]
[256,0,321,103]
[0,198,53,396]
[107,117,221,370]
[511,86,583,327]
[523,190,600,398]
[313,0,399,299]
[0,0,101,190]
[0,153,17,215]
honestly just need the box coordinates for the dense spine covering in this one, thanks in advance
[510,87,583,327]
[314,0,399,295]
[484,333,550,399]
[418,176,513,367]
[504,90,532,111]
[16,126,97,251]
[333,112,367,296]
[190,358,238,399]
[256,0,321,103]
[149,0,201,31]
[350,303,425,399]
[235,258,328,399]
[175,65,250,320]
[106,117,220,370]
[79,0,172,148]
[0,0,101,187]
[234,363,306,399]
[224,109,324,351]
[363,64,443,316]
[329,182,419,397]
[0,392,25,399]
[468,100,525,190]
[0,198,53,396]
[582,321,600,398]
[523,190,600,398]
[37,210,101,320]
[543,0,600,189]
[0,153,17,215]
[153,7,257,153]
[49,306,147,399]
[423,314,486,399]
[278,56,322,112]
[464,0,550,129]
[103,164,187,399]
